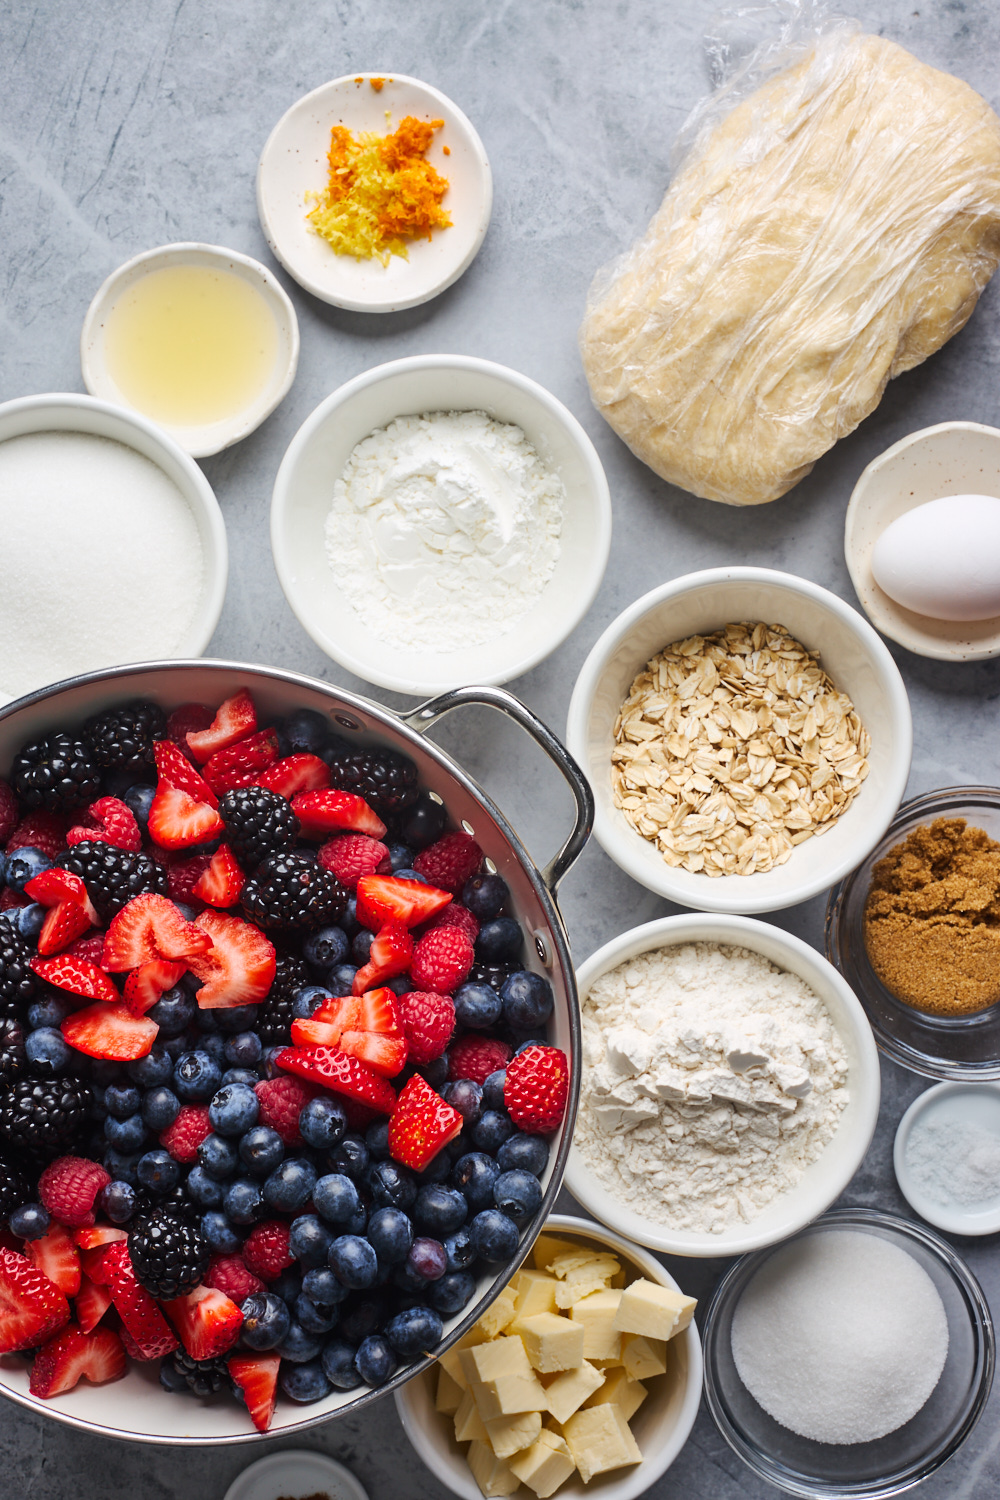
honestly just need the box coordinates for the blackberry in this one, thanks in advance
[324,748,419,819]
[0,1018,27,1082]
[57,841,167,922]
[134,1181,201,1223]
[169,1347,231,1397]
[0,1075,92,1163]
[257,953,312,1046]
[84,701,166,775]
[0,1151,31,1218]
[11,732,100,813]
[0,917,37,1018]
[128,1208,209,1299]
[219,786,300,868]
[241,852,347,935]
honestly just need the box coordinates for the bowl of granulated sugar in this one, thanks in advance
[0,393,227,702]
[702,1207,994,1497]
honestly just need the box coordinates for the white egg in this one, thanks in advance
[870,494,1000,622]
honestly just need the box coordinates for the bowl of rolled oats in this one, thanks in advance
[566,568,912,914]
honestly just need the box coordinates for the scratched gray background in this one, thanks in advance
[3,0,1000,1495]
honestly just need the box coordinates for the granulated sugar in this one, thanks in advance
[0,431,204,698]
[905,1113,1000,1209]
[731,1229,949,1444]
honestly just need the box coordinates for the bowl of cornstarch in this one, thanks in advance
[702,1208,994,1497]
[270,355,611,695]
[895,1081,1000,1235]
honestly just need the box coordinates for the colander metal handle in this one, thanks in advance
[401,684,594,897]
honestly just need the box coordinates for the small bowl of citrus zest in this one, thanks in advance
[256,73,493,312]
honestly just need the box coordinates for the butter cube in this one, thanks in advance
[436,1364,464,1413]
[548,1251,621,1308]
[613,1278,696,1341]
[467,1439,521,1497]
[476,1286,518,1340]
[485,1408,543,1459]
[514,1312,585,1374]
[455,1387,489,1442]
[542,1360,605,1424]
[570,1289,623,1361]
[562,1404,643,1483]
[462,1336,534,1386]
[513,1269,559,1319]
[439,1330,481,1387]
[473,1370,549,1419]
[582,1365,647,1421]
[621,1333,668,1380]
[532,1234,581,1271]
[508,1430,577,1498]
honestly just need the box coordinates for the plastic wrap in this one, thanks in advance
[579,4,1000,506]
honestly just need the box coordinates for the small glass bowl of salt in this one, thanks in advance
[895,1081,1000,1235]
[701,1207,994,1497]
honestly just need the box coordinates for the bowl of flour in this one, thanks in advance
[565,914,880,1256]
[270,355,611,695]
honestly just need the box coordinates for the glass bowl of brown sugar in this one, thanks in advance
[826,787,1000,1080]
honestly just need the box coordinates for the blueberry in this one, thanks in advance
[185,1165,224,1208]
[209,1083,259,1138]
[25,1027,72,1076]
[366,1160,416,1210]
[385,1305,443,1359]
[89,1058,125,1087]
[387,843,415,872]
[291,985,332,1021]
[304,926,349,969]
[346,1204,368,1236]
[365,1119,391,1160]
[239,1125,285,1178]
[442,1080,482,1125]
[9,1203,49,1240]
[497,1133,549,1177]
[476,917,523,964]
[500,971,554,1031]
[263,1157,317,1214]
[141,1085,180,1132]
[390,868,428,885]
[470,1208,519,1263]
[173,1050,222,1101]
[277,1321,324,1364]
[322,1338,362,1390]
[104,1113,148,1153]
[366,1206,413,1264]
[221,1068,259,1088]
[279,1355,331,1402]
[493,1169,543,1224]
[297,1270,344,1310]
[259,1046,286,1080]
[407,1238,447,1282]
[453,983,502,1031]
[198,1133,240,1181]
[338,1293,389,1344]
[13,903,44,941]
[161,1035,193,1061]
[172,899,202,922]
[102,1150,141,1187]
[299,1097,347,1151]
[351,930,374,966]
[328,1235,378,1290]
[151,989,197,1039]
[213,1004,260,1034]
[122,783,155,833]
[136,1148,180,1193]
[289,1214,333,1269]
[422,1053,450,1090]
[240,1291,291,1351]
[472,1109,516,1155]
[414,1184,468,1237]
[418,1150,453,1185]
[99,1180,136,1224]
[481,1068,507,1112]
[327,963,359,996]
[327,1134,369,1180]
[451,1153,500,1211]
[354,1333,397,1387]
[223,1178,264,1224]
[223,1031,262,1068]
[313,1173,360,1225]
[27,994,73,1031]
[282,708,330,755]
[444,1227,475,1274]
[398,794,446,850]
[385,975,410,998]
[127,1047,173,1088]
[462,872,509,921]
[4,848,51,891]
[272,1267,304,1307]
[295,1292,339,1334]
[199,1033,227,1068]
[430,1271,477,1317]
[201,1211,241,1253]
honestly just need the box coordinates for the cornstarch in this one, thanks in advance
[905,1112,1000,1209]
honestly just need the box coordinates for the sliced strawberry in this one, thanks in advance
[62,1002,158,1061]
[123,959,187,1016]
[292,789,387,840]
[356,873,452,930]
[75,1275,113,1335]
[256,754,331,799]
[275,1045,397,1114]
[339,1029,409,1078]
[29,1323,126,1397]
[153,740,219,807]
[66,797,141,853]
[163,1284,243,1360]
[388,1074,464,1172]
[36,900,93,957]
[352,918,413,994]
[191,844,245,908]
[290,1015,350,1049]
[102,892,212,971]
[25,867,99,924]
[202,729,280,795]
[166,703,214,755]
[103,1242,178,1359]
[26,1223,81,1298]
[147,782,225,850]
[186,910,276,1008]
[228,1351,280,1433]
[0,1246,70,1353]
[185,690,257,763]
[119,1325,157,1362]
[31,954,119,1003]
[73,1226,131,1251]
[312,993,363,1029]
[78,1232,129,1288]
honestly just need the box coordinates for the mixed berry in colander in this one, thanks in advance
[0,689,570,1431]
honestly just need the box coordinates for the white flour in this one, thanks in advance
[324,410,563,653]
[575,942,849,1235]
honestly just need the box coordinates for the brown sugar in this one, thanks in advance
[864,817,1000,1016]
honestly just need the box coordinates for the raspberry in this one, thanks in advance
[429,902,479,942]
[205,1253,265,1304]
[397,991,455,1065]
[253,1076,316,1146]
[66,932,107,965]
[0,784,17,847]
[66,798,141,853]
[159,1105,212,1164]
[410,926,474,994]
[448,1035,512,1086]
[167,704,214,756]
[503,1044,570,1133]
[0,889,28,912]
[37,1154,110,1228]
[165,853,212,904]
[6,811,67,859]
[242,1220,293,1281]
[318,834,390,889]
[412,832,483,894]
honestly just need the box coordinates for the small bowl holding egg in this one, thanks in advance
[844,421,1000,661]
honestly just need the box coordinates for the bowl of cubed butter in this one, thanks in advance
[393,1214,702,1500]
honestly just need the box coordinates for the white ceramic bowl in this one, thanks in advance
[393,1213,703,1500]
[0,394,227,705]
[271,355,612,695]
[845,422,1000,662]
[894,1082,1000,1237]
[81,242,299,458]
[257,73,492,312]
[566,567,912,915]
[222,1452,369,1500]
[564,914,881,1257]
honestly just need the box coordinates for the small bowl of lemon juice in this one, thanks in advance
[81,243,299,457]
